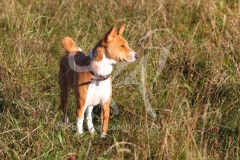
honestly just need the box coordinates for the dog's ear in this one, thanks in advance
[118,24,126,35]
[104,25,117,42]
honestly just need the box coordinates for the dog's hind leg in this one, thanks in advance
[59,71,70,124]
[61,88,70,124]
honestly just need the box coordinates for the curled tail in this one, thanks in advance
[62,37,82,52]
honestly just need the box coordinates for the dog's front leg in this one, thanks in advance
[101,101,110,138]
[86,106,96,134]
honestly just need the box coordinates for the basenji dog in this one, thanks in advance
[58,24,138,138]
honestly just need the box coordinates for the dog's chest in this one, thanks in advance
[85,78,111,106]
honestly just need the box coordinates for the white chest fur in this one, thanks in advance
[89,50,117,76]
[76,77,111,135]
[85,78,111,107]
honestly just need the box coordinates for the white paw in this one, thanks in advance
[64,116,69,124]
[89,128,97,134]
[76,117,84,135]
[76,131,83,135]
[101,133,107,138]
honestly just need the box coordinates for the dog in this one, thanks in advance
[58,24,138,138]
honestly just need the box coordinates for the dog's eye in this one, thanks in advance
[120,44,125,48]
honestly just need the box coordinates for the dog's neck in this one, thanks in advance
[89,49,117,76]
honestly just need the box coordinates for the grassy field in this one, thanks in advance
[0,0,239,159]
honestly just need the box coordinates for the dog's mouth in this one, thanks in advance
[120,57,137,63]
[114,55,138,63]
[121,58,127,62]
[113,57,126,62]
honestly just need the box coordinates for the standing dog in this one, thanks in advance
[58,24,138,138]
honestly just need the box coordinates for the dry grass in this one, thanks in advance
[0,0,239,159]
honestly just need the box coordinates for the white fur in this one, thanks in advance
[86,106,96,133]
[76,77,111,134]
[129,47,138,62]
[76,117,84,134]
[101,133,107,138]
[92,53,117,76]
[86,78,111,106]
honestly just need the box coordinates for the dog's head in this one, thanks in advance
[103,24,138,63]
[92,25,138,63]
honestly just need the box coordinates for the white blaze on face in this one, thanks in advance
[128,47,138,62]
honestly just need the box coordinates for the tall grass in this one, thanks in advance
[0,0,239,159]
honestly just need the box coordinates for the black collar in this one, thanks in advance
[90,74,110,82]
[78,56,110,87]
[78,73,110,87]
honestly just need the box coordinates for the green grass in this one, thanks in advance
[0,0,239,159]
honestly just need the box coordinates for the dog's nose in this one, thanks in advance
[135,54,139,60]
